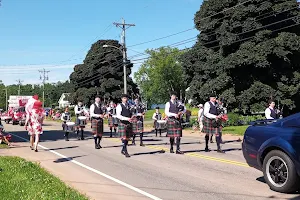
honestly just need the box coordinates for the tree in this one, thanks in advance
[70,40,139,105]
[181,0,300,113]
[134,47,186,105]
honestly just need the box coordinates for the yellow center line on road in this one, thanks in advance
[106,138,249,168]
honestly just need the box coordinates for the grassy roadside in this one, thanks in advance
[0,156,88,200]
[0,143,9,149]
[222,126,249,136]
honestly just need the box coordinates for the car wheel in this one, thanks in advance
[263,150,300,193]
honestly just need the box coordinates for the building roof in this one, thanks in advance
[58,93,71,103]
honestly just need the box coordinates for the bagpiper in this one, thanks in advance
[131,98,146,146]
[152,106,163,137]
[116,94,133,158]
[107,101,118,137]
[90,96,104,149]
[74,100,89,140]
[203,94,225,153]
[165,91,185,154]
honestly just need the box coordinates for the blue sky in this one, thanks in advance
[0,0,201,86]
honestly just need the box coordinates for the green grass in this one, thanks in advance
[0,156,88,200]
[222,125,249,136]
[0,143,8,149]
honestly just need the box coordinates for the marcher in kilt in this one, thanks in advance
[165,92,185,154]
[116,94,133,158]
[203,94,225,153]
[74,100,89,140]
[90,96,104,149]
[152,107,163,137]
[107,101,118,137]
[131,98,146,146]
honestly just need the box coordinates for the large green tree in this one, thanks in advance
[134,47,186,105]
[70,40,139,105]
[181,0,300,114]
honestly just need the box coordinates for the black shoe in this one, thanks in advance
[170,149,174,153]
[121,151,126,155]
[77,137,81,140]
[140,143,145,147]
[125,153,130,158]
[176,150,184,154]
[30,146,33,150]
[210,140,214,143]
[81,137,84,140]
[35,149,38,152]
[95,144,99,149]
[98,145,102,148]
[217,149,225,153]
[205,147,210,152]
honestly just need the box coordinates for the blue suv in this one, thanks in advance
[242,113,300,193]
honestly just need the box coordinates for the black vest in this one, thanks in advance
[76,106,83,117]
[209,102,217,115]
[63,112,70,120]
[94,103,103,114]
[169,100,179,114]
[109,107,116,115]
[121,103,131,118]
[155,112,162,120]
[269,108,277,119]
[136,105,144,113]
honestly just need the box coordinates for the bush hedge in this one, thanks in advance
[189,113,265,127]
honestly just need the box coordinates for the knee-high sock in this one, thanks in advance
[216,134,221,150]
[132,134,136,142]
[81,129,84,138]
[155,129,158,136]
[159,130,162,136]
[140,132,143,142]
[205,134,209,149]
[94,135,97,145]
[122,139,128,152]
[97,136,102,145]
[170,137,175,149]
[176,137,181,151]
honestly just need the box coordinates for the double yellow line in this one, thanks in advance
[107,138,249,168]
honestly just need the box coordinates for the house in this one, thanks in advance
[58,93,71,108]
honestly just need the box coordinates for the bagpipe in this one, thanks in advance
[212,103,228,128]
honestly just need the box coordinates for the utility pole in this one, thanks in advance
[38,69,50,107]
[3,88,7,111]
[16,79,23,96]
[113,18,135,94]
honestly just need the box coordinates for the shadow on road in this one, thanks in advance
[131,150,165,156]
[53,155,87,163]
[48,145,79,151]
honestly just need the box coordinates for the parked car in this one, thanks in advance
[242,113,300,193]
[12,107,26,126]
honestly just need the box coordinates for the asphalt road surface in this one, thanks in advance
[4,121,300,200]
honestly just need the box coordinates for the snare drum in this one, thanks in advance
[78,116,87,127]
[156,120,166,130]
[66,122,75,132]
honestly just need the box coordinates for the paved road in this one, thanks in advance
[4,122,300,200]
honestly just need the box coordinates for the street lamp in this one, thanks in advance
[103,44,127,94]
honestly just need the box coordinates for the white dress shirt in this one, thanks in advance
[116,103,131,121]
[152,112,160,120]
[74,105,88,115]
[265,107,274,119]
[198,108,204,121]
[164,101,186,117]
[203,101,217,119]
[89,103,103,118]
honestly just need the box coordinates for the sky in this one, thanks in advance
[0,0,201,86]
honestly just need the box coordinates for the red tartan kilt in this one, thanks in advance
[91,119,103,136]
[118,122,132,139]
[167,118,182,137]
[108,116,117,128]
[132,117,143,134]
[202,117,221,135]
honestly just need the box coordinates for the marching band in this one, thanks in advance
[13,92,234,158]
